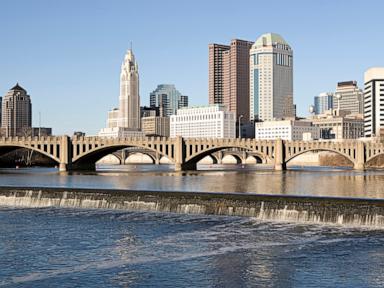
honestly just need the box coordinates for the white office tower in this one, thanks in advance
[99,49,144,138]
[118,49,140,129]
[170,105,236,138]
[364,67,384,137]
[250,33,294,122]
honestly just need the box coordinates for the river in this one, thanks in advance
[1,164,384,287]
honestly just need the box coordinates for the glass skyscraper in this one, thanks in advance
[314,92,334,115]
[150,84,188,116]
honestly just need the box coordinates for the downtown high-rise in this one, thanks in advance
[314,92,334,115]
[334,81,363,114]
[208,39,253,122]
[99,49,143,138]
[118,49,140,129]
[1,83,32,137]
[149,84,188,117]
[249,33,294,122]
[364,67,384,137]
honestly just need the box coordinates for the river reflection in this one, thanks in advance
[0,164,383,199]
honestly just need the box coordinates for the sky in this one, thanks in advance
[1,0,384,135]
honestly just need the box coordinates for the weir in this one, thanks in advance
[1,187,384,228]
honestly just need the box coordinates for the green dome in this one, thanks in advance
[252,33,289,48]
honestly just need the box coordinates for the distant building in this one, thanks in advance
[1,83,32,137]
[31,127,52,137]
[209,43,230,105]
[334,81,363,114]
[250,33,294,122]
[209,39,253,123]
[170,105,235,138]
[140,106,159,118]
[99,49,141,137]
[364,68,384,137]
[255,119,319,141]
[314,92,334,115]
[310,109,364,140]
[73,131,86,137]
[150,84,188,116]
[98,127,145,138]
[141,116,170,137]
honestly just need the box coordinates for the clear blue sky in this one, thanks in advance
[1,0,383,135]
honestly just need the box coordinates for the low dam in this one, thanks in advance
[1,186,384,228]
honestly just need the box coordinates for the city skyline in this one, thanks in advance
[1,0,384,135]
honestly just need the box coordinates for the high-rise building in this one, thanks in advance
[99,49,144,138]
[250,33,294,122]
[364,67,384,137]
[314,92,334,115]
[334,81,363,114]
[209,39,253,122]
[149,84,187,116]
[209,44,230,105]
[118,49,140,129]
[1,83,32,137]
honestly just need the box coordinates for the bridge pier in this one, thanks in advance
[353,141,365,170]
[121,149,126,165]
[274,139,286,171]
[175,162,197,171]
[155,151,160,165]
[59,163,67,172]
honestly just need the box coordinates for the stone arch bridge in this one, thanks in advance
[0,135,381,171]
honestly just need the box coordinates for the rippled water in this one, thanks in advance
[2,165,384,287]
[1,207,384,287]
[1,165,384,198]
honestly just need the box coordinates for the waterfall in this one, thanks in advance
[1,188,384,228]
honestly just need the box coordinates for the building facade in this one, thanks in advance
[170,105,235,138]
[334,81,363,114]
[99,49,141,138]
[250,33,294,122]
[98,127,145,138]
[1,83,32,137]
[209,39,253,122]
[314,92,334,115]
[310,109,364,140]
[364,67,384,137]
[255,120,319,141]
[141,116,170,137]
[118,49,140,129]
[209,44,230,105]
[149,84,188,117]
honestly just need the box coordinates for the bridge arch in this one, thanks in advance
[365,153,384,167]
[245,155,263,164]
[285,148,354,167]
[184,146,269,168]
[0,144,60,165]
[72,144,173,170]
[125,152,156,164]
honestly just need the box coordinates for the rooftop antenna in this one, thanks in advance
[130,41,133,51]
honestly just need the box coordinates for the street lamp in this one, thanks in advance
[335,93,342,110]
[238,115,243,139]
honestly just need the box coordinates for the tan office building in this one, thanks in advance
[1,83,32,137]
[141,116,170,137]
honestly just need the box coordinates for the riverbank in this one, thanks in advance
[1,186,384,228]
